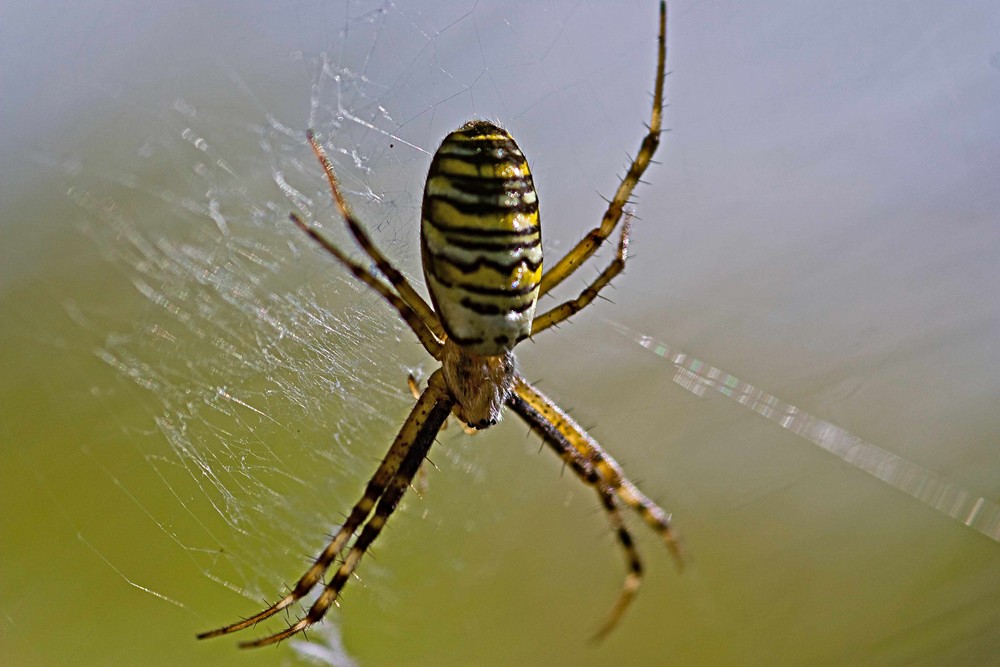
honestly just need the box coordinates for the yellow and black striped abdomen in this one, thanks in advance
[421,120,542,356]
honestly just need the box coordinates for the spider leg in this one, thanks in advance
[408,372,477,435]
[507,382,648,637]
[510,376,683,567]
[240,371,453,648]
[592,487,644,640]
[290,213,442,359]
[407,373,435,495]
[531,212,632,336]
[538,1,666,298]
[306,130,446,342]
[198,370,453,645]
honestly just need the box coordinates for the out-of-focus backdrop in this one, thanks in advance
[2,1,999,665]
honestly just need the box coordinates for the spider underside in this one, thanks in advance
[199,1,677,649]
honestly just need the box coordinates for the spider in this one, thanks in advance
[199,1,677,649]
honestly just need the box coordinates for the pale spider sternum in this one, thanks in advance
[440,338,516,430]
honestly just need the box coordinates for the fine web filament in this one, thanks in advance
[605,317,1000,544]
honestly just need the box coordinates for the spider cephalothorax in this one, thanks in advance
[440,339,515,429]
[199,1,678,649]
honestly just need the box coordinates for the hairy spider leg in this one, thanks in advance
[241,372,453,647]
[592,487,645,639]
[537,0,666,298]
[511,376,683,566]
[198,370,452,644]
[507,387,647,637]
[531,213,632,336]
[289,213,442,359]
[305,130,446,342]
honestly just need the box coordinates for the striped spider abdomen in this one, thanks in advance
[420,120,542,356]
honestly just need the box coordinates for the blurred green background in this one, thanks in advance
[3,1,999,665]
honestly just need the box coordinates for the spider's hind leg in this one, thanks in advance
[290,213,442,358]
[531,211,633,337]
[536,0,667,299]
[304,130,445,343]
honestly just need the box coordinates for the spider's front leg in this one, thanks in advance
[507,375,681,637]
[198,370,453,648]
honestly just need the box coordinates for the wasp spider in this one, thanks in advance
[199,1,676,648]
